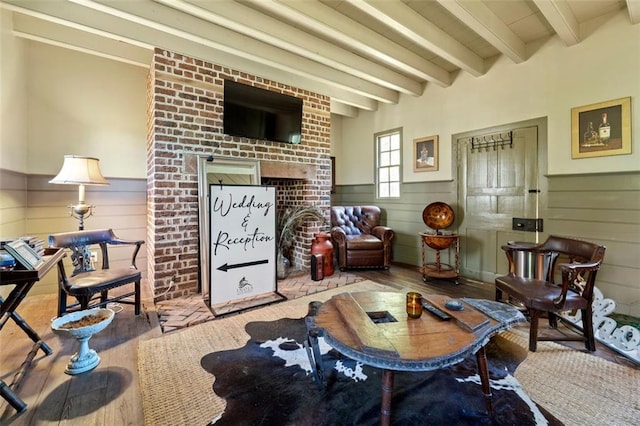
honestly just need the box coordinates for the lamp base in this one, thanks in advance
[69,203,93,231]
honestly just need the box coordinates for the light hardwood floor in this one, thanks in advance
[0,264,630,424]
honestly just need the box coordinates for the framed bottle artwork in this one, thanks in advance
[414,135,438,172]
[571,97,632,159]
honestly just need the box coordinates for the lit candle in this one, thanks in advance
[406,292,423,319]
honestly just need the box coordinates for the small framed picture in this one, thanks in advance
[571,97,632,159]
[414,135,438,172]
[4,240,44,270]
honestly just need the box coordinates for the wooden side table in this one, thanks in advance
[0,248,65,412]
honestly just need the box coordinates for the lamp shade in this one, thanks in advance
[49,155,109,186]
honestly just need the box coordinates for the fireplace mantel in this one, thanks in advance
[260,160,316,180]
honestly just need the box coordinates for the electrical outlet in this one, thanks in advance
[90,251,98,263]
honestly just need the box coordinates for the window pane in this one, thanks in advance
[389,166,399,181]
[389,182,400,197]
[379,167,389,182]
[390,150,400,165]
[380,152,390,167]
[379,183,389,198]
[390,134,400,150]
[380,136,390,152]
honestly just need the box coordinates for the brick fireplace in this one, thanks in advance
[147,48,332,301]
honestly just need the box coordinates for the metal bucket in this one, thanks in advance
[510,242,552,279]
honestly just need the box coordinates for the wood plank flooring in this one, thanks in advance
[1,282,161,425]
[0,263,631,424]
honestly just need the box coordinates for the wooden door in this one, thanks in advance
[457,126,540,282]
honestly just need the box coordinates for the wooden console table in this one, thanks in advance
[0,247,65,412]
[306,291,525,425]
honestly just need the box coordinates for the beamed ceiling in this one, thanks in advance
[2,0,638,117]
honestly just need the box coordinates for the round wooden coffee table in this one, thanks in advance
[306,291,525,425]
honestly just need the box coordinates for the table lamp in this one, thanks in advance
[50,155,109,230]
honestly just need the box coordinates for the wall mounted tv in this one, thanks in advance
[223,80,303,144]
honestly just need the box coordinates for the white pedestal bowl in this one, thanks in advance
[51,308,115,375]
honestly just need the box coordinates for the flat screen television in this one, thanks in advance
[223,80,303,144]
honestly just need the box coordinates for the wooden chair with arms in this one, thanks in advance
[49,229,144,317]
[495,235,606,352]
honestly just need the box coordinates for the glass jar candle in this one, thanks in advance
[406,292,423,319]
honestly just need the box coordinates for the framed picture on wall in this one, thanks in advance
[571,97,632,159]
[414,135,438,172]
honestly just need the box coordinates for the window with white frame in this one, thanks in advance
[375,128,401,198]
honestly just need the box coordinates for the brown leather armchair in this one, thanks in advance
[330,206,394,270]
[495,235,606,352]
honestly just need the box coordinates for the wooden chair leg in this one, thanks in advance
[58,288,68,317]
[582,307,596,351]
[548,312,558,329]
[495,287,503,302]
[78,295,91,310]
[529,309,541,352]
[134,280,141,315]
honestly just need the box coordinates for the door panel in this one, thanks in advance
[458,126,539,282]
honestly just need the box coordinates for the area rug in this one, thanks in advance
[502,329,640,425]
[138,280,639,425]
[139,280,391,426]
[199,316,558,425]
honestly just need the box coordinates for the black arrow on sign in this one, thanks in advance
[217,259,268,272]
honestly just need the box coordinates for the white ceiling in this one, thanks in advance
[2,0,638,117]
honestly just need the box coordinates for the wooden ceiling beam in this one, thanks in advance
[437,0,528,63]
[258,0,451,87]
[532,0,580,46]
[165,0,423,96]
[12,13,152,68]
[347,0,486,77]
[626,0,640,24]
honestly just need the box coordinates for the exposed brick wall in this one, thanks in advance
[147,48,331,300]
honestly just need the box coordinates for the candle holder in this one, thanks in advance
[406,292,423,319]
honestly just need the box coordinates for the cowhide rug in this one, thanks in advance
[201,317,562,425]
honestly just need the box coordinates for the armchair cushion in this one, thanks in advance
[330,206,394,270]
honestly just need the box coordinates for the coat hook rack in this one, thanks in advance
[471,131,513,152]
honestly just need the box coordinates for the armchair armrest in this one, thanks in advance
[108,238,144,269]
[371,226,394,242]
[108,237,144,247]
[555,261,602,307]
[330,226,347,245]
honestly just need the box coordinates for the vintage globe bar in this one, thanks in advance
[418,202,460,284]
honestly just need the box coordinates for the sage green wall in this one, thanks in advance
[544,172,639,316]
[333,171,640,317]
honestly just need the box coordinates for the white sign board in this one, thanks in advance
[209,185,276,306]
